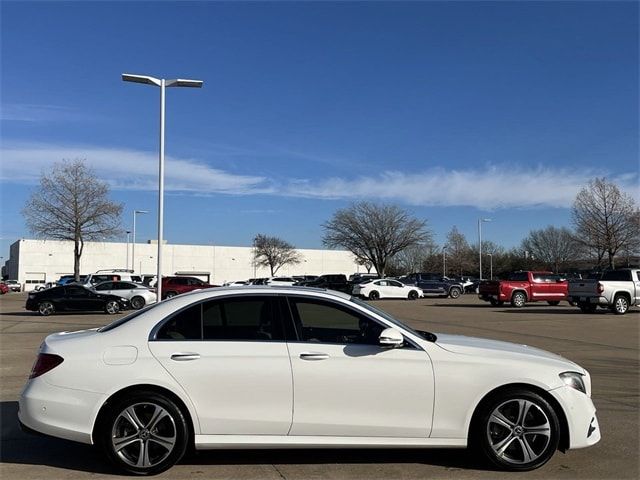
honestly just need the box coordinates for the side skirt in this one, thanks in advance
[195,435,467,450]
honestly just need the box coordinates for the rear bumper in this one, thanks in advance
[18,378,104,445]
[569,295,608,305]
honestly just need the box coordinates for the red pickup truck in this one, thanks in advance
[161,276,219,299]
[478,271,569,307]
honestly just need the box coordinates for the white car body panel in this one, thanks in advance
[18,286,599,458]
[353,280,423,299]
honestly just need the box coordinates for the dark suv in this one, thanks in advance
[161,276,218,299]
[401,272,464,298]
[296,274,351,293]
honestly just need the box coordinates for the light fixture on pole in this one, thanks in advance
[125,230,131,269]
[478,218,492,280]
[123,73,203,301]
[132,210,148,272]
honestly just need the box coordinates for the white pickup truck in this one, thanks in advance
[568,268,640,315]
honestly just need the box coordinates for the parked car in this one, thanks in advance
[353,278,423,300]
[25,285,130,316]
[295,274,352,293]
[568,268,639,315]
[222,280,249,286]
[82,270,143,286]
[4,280,22,292]
[0,283,8,295]
[92,281,157,310]
[478,271,569,307]
[265,277,297,286]
[292,275,318,283]
[19,286,600,475]
[348,273,379,284]
[161,276,219,299]
[401,272,464,299]
[34,282,57,291]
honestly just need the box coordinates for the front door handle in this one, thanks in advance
[299,352,329,361]
[171,352,201,361]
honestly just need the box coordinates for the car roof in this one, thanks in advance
[165,285,352,302]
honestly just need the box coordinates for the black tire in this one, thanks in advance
[408,290,419,300]
[165,291,178,299]
[611,294,629,315]
[547,301,560,306]
[38,301,55,316]
[449,287,462,299]
[511,291,527,308]
[368,290,380,301]
[99,391,189,475]
[105,300,120,315]
[471,388,560,471]
[578,303,597,313]
[131,296,146,310]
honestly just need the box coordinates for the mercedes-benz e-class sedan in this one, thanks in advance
[19,286,600,475]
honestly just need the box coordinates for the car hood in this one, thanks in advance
[434,333,582,372]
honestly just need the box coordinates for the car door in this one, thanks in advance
[285,295,434,438]
[64,286,101,311]
[148,294,293,435]
[94,282,115,296]
[387,279,408,298]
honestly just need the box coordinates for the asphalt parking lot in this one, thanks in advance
[0,292,637,480]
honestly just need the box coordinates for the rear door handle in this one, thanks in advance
[171,353,201,361]
[299,352,329,361]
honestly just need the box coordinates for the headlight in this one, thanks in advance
[560,371,586,394]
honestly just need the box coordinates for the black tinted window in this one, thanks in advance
[508,272,529,281]
[602,270,631,281]
[203,297,283,341]
[157,305,202,340]
[65,286,89,296]
[288,297,383,345]
[95,282,113,291]
[114,282,136,290]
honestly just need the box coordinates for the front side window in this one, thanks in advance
[95,282,113,291]
[288,297,384,345]
[65,286,89,296]
[508,272,529,282]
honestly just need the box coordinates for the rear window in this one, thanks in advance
[508,272,529,281]
[601,270,632,281]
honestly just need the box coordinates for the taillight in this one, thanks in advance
[29,353,64,379]
[597,283,604,294]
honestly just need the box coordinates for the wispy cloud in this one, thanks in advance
[0,143,271,194]
[281,166,640,209]
[1,142,637,209]
[0,104,92,123]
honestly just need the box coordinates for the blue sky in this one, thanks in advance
[1,1,638,261]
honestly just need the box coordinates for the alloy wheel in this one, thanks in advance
[487,399,551,466]
[38,302,54,316]
[111,403,177,469]
[106,301,120,314]
[614,296,628,314]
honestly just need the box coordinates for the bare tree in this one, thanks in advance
[445,226,474,276]
[521,226,580,272]
[22,159,123,280]
[572,178,640,268]
[252,234,302,276]
[322,202,431,277]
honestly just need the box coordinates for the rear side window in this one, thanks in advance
[157,305,202,340]
[508,272,529,281]
[95,282,114,291]
[601,270,631,281]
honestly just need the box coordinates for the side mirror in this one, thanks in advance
[379,328,404,348]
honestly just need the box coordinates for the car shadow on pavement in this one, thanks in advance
[1,401,486,474]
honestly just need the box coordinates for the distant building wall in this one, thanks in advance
[7,239,367,291]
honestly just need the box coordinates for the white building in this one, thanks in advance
[4,239,367,291]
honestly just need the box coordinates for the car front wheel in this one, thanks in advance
[473,389,560,471]
[408,290,419,300]
[449,287,461,299]
[100,392,189,475]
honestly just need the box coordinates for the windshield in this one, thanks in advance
[350,297,436,342]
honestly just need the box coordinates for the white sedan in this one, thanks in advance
[353,278,424,300]
[19,286,599,475]
[92,281,157,310]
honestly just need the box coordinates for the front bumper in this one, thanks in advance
[549,386,601,449]
[19,377,104,445]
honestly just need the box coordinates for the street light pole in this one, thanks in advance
[487,253,493,280]
[478,218,492,280]
[442,246,447,277]
[132,210,148,271]
[125,231,131,269]
[123,73,203,301]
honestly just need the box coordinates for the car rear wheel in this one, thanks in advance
[131,296,146,310]
[578,303,597,313]
[408,290,419,300]
[38,301,55,316]
[611,295,629,315]
[472,388,560,471]
[511,292,527,308]
[105,300,120,315]
[449,287,461,299]
[368,290,380,301]
[99,392,189,475]
[547,301,560,306]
